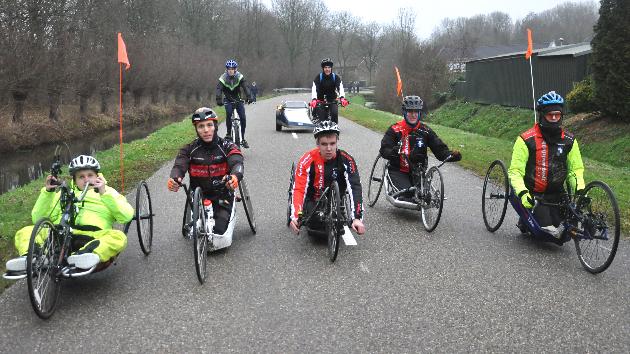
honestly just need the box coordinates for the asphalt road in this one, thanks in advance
[1,94,629,352]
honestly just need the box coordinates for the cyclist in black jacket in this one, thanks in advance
[167,108,244,235]
[216,59,253,148]
[310,58,349,123]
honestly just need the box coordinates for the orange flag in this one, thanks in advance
[525,28,533,60]
[117,32,131,70]
[394,66,403,97]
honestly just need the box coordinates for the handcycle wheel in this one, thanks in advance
[239,178,257,234]
[482,160,510,232]
[232,120,241,148]
[192,187,208,284]
[344,190,353,228]
[573,181,620,274]
[327,181,342,262]
[182,190,192,239]
[135,181,154,255]
[26,218,62,319]
[286,163,296,226]
[420,166,444,232]
[367,155,386,207]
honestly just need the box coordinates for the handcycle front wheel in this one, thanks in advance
[286,163,296,226]
[239,178,257,234]
[135,181,154,255]
[26,218,62,319]
[482,160,510,232]
[573,180,620,274]
[367,155,386,207]
[232,120,242,148]
[327,181,342,262]
[182,190,192,239]
[420,166,444,232]
[192,187,208,284]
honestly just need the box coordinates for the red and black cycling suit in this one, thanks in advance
[170,135,243,234]
[290,148,363,227]
[379,120,456,195]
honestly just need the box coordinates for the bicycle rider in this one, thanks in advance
[4,155,134,276]
[310,58,349,123]
[379,95,462,203]
[167,107,244,236]
[289,121,365,235]
[216,59,253,148]
[508,91,585,238]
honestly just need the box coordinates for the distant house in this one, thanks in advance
[454,42,591,108]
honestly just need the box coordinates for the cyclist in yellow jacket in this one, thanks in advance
[5,155,133,276]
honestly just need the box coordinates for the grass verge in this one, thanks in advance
[345,94,630,236]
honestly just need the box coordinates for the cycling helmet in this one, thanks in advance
[192,107,218,124]
[225,59,238,69]
[68,155,100,174]
[313,121,340,138]
[401,95,424,111]
[536,91,564,112]
[321,58,334,68]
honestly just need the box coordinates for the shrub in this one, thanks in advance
[566,77,595,113]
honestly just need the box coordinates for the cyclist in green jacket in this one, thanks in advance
[508,91,585,237]
[5,155,134,276]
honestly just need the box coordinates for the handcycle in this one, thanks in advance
[179,177,256,284]
[286,163,354,262]
[8,154,154,319]
[224,99,247,148]
[481,159,620,273]
[311,97,347,124]
[367,149,453,232]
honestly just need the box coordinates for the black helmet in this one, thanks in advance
[402,95,424,111]
[192,107,217,124]
[321,58,333,68]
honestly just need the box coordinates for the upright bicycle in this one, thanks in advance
[225,99,246,148]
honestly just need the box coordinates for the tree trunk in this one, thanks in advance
[79,93,89,123]
[48,90,62,121]
[133,88,143,107]
[12,91,28,123]
[151,88,160,104]
[100,89,111,114]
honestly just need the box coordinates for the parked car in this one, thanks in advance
[275,100,315,131]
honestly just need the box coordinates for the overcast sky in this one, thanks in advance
[260,0,596,39]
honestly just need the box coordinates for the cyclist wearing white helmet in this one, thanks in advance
[5,155,134,276]
[508,91,585,237]
[310,58,349,123]
[216,59,253,148]
[289,121,365,235]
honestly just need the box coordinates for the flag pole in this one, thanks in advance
[529,58,536,124]
[119,62,125,193]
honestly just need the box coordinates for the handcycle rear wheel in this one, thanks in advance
[367,155,385,207]
[135,181,154,255]
[286,163,296,226]
[482,160,510,232]
[327,181,342,262]
[182,191,192,239]
[192,187,208,284]
[239,178,257,234]
[420,166,444,232]
[573,181,620,273]
[27,218,62,319]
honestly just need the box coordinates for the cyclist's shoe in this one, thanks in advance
[68,253,100,269]
[241,139,249,149]
[224,134,233,141]
[6,256,27,272]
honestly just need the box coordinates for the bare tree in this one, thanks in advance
[272,0,310,80]
[332,11,359,76]
[356,22,383,85]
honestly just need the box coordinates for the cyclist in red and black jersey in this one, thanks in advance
[289,121,365,235]
[379,95,461,202]
[167,107,244,235]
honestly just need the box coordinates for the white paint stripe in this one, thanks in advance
[292,132,298,139]
[342,226,357,246]
[359,262,370,273]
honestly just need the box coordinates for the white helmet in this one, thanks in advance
[68,155,101,174]
[313,121,340,138]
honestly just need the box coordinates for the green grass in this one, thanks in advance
[346,94,630,236]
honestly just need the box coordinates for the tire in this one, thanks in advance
[192,187,208,284]
[276,123,282,131]
[182,190,192,239]
[239,179,257,234]
[344,191,353,228]
[232,120,241,148]
[573,181,620,273]
[327,181,342,262]
[27,218,62,319]
[482,160,510,232]
[286,163,296,226]
[420,166,444,232]
[367,155,385,207]
[135,181,154,255]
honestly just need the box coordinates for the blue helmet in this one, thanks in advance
[225,59,238,69]
[536,91,564,111]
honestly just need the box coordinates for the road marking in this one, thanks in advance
[342,226,357,246]
[359,262,369,273]
[292,133,298,139]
